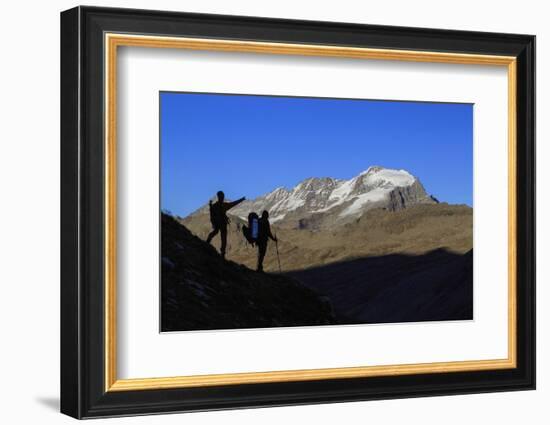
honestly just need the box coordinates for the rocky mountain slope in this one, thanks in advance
[181,165,470,273]
[181,203,472,273]
[161,213,336,331]
[190,166,437,229]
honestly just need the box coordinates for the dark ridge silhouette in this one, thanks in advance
[288,249,473,324]
[161,213,336,332]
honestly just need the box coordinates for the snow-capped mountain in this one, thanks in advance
[212,166,437,227]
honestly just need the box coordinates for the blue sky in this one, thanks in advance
[161,92,473,217]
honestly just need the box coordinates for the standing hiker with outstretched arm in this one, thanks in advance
[256,210,277,272]
[206,190,245,258]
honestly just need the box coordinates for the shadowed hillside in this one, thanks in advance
[161,213,336,331]
[289,249,473,324]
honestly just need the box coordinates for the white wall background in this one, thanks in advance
[0,0,545,423]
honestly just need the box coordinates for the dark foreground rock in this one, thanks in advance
[161,213,336,331]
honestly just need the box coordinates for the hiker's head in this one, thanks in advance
[217,191,225,202]
[262,210,269,219]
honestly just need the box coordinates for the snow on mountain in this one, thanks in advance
[225,166,436,225]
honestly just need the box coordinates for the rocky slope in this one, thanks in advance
[181,203,472,273]
[189,166,437,229]
[161,213,336,331]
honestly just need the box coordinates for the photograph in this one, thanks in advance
[160,92,474,332]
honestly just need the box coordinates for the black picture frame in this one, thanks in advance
[61,5,535,419]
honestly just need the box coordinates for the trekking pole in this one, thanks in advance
[275,234,282,273]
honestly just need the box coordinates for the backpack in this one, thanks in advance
[242,212,259,245]
[250,214,259,240]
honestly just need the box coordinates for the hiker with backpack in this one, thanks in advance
[206,190,245,258]
[243,210,278,272]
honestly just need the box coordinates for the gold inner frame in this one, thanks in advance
[104,33,518,392]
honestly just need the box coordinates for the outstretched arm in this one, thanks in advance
[225,197,246,210]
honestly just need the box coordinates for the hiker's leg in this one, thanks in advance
[206,227,219,244]
[257,242,267,272]
[220,226,228,258]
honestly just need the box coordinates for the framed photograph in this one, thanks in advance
[60,6,535,419]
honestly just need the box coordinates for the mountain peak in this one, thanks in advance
[266,186,290,199]
[295,176,339,191]
[359,165,414,179]
[220,167,434,225]
[188,167,435,226]
[361,165,385,175]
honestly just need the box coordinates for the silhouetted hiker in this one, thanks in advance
[256,210,277,272]
[206,190,245,258]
